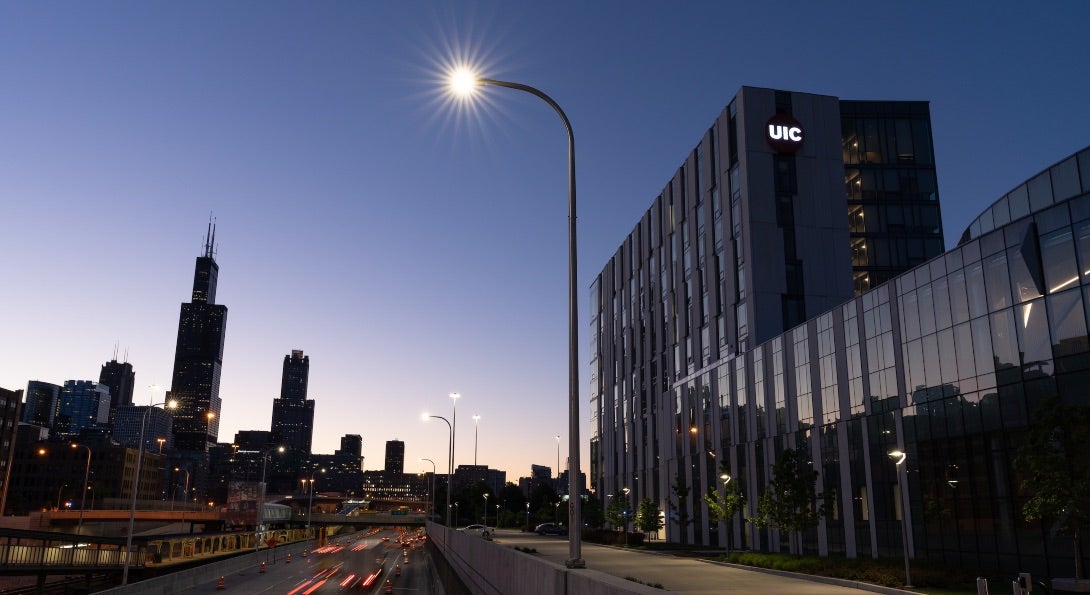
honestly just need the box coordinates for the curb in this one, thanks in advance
[695,558,920,595]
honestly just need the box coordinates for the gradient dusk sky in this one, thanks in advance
[3,2,1089,482]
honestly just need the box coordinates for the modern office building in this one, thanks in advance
[22,381,60,430]
[384,439,405,475]
[99,358,135,428]
[168,223,227,453]
[270,350,314,454]
[0,387,21,516]
[113,404,174,452]
[590,84,1090,574]
[336,434,362,460]
[54,380,110,440]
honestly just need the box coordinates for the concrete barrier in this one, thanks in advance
[427,522,664,595]
[94,541,313,595]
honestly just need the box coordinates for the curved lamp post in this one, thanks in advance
[71,444,91,536]
[122,399,177,585]
[257,445,284,546]
[423,413,453,526]
[889,449,913,588]
[172,467,190,511]
[450,70,583,568]
[420,458,437,519]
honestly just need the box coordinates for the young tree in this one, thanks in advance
[704,471,745,555]
[635,498,664,537]
[748,446,826,557]
[1015,396,1090,580]
[605,492,629,530]
[582,494,605,529]
[669,472,693,544]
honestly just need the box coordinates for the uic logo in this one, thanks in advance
[766,113,804,153]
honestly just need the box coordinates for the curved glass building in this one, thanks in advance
[590,84,1090,575]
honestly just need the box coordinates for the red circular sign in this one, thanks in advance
[766,113,804,153]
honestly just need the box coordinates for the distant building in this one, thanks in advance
[233,430,273,451]
[519,464,554,498]
[98,358,135,428]
[270,350,315,454]
[54,380,110,440]
[336,434,362,459]
[0,387,22,516]
[168,222,227,454]
[22,381,60,430]
[384,439,404,475]
[113,405,173,452]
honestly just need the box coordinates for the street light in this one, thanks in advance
[172,467,190,512]
[889,449,913,588]
[257,445,285,546]
[422,412,454,526]
[622,487,631,547]
[483,493,490,526]
[123,399,178,585]
[71,444,91,536]
[450,70,583,568]
[156,438,166,454]
[525,501,530,530]
[306,468,326,531]
[555,434,561,485]
[473,414,480,467]
[420,458,437,520]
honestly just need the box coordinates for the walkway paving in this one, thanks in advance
[492,530,913,595]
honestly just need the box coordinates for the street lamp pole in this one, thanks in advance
[889,449,913,588]
[483,493,490,527]
[172,467,190,512]
[473,414,480,467]
[424,414,453,526]
[421,458,437,519]
[450,72,583,568]
[72,444,91,536]
[123,399,177,585]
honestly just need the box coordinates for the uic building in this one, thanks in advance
[590,85,1090,575]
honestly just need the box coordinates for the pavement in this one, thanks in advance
[491,529,917,595]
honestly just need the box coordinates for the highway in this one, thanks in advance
[184,527,438,594]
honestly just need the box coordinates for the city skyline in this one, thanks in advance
[2,2,1089,482]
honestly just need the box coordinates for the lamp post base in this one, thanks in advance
[565,558,586,569]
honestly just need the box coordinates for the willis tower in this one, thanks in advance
[169,222,227,453]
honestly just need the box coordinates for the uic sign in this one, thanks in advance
[766,113,804,153]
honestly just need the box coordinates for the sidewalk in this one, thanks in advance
[492,530,918,595]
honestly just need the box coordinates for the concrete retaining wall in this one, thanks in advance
[427,522,663,595]
[95,541,313,594]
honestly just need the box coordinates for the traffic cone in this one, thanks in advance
[259,561,266,574]
[216,576,225,590]
[286,553,292,563]
[384,579,393,593]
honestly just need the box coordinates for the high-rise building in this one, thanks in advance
[99,358,135,428]
[269,350,315,454]
[113,405,174,452]
[22,381,60,429]
[384,439,404,475]
[233,430,272,451]
[54,380,110,440]
[336,434,362,458]
[0,386,22,516]
[591,86,1090,574]
[168,223,227,453]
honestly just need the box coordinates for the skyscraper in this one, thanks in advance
[168,223,227,453]
[99,358,135,428]
[22,381,60,429]
[54,380,110,440]
[270,350,315,454]
[384,439,404,475]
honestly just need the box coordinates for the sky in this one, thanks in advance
[3,2,1089,483]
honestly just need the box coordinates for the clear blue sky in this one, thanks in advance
[3,2,1088,482]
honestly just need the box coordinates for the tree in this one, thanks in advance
[605,492,629,530]
[704,469,745,555]
[582,494,605,529]
[1015,396,1090,580]
[669,472,693,544]
[635,498,664,537]
[748,446,825,557]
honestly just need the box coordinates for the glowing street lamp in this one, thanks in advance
[449,69,583,568]
[423,408,455,526]
[420,458,437,519]
[889,449,913,588]
[71,444,91,536]
[123,398,177,585]
[172,467,190,511]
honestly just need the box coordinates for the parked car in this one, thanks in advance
[535,522,568,536]
[457,524,494,539]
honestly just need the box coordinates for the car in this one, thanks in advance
[534,522,568,536]
[457,524,494,539]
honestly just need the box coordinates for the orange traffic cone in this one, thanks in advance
[385,579,393,593]
[259,561,266,574]
[286,553,292,563]
[216,576,225,590]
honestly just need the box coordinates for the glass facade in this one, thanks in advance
[591,94,1090,573]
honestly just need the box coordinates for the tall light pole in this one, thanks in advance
[450,392,460,483]
[257,446,284,546]
[423,412,453,526]
[483,493,490,527]
[450,71,584,568]
[71,444,91,536]
[555,435,561,484]
[473,414,480,467]
[306,469,325,531]
[420,458,437,519]
[889,449,913,588]
[172,467,190,511]
[123,399,177,585]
